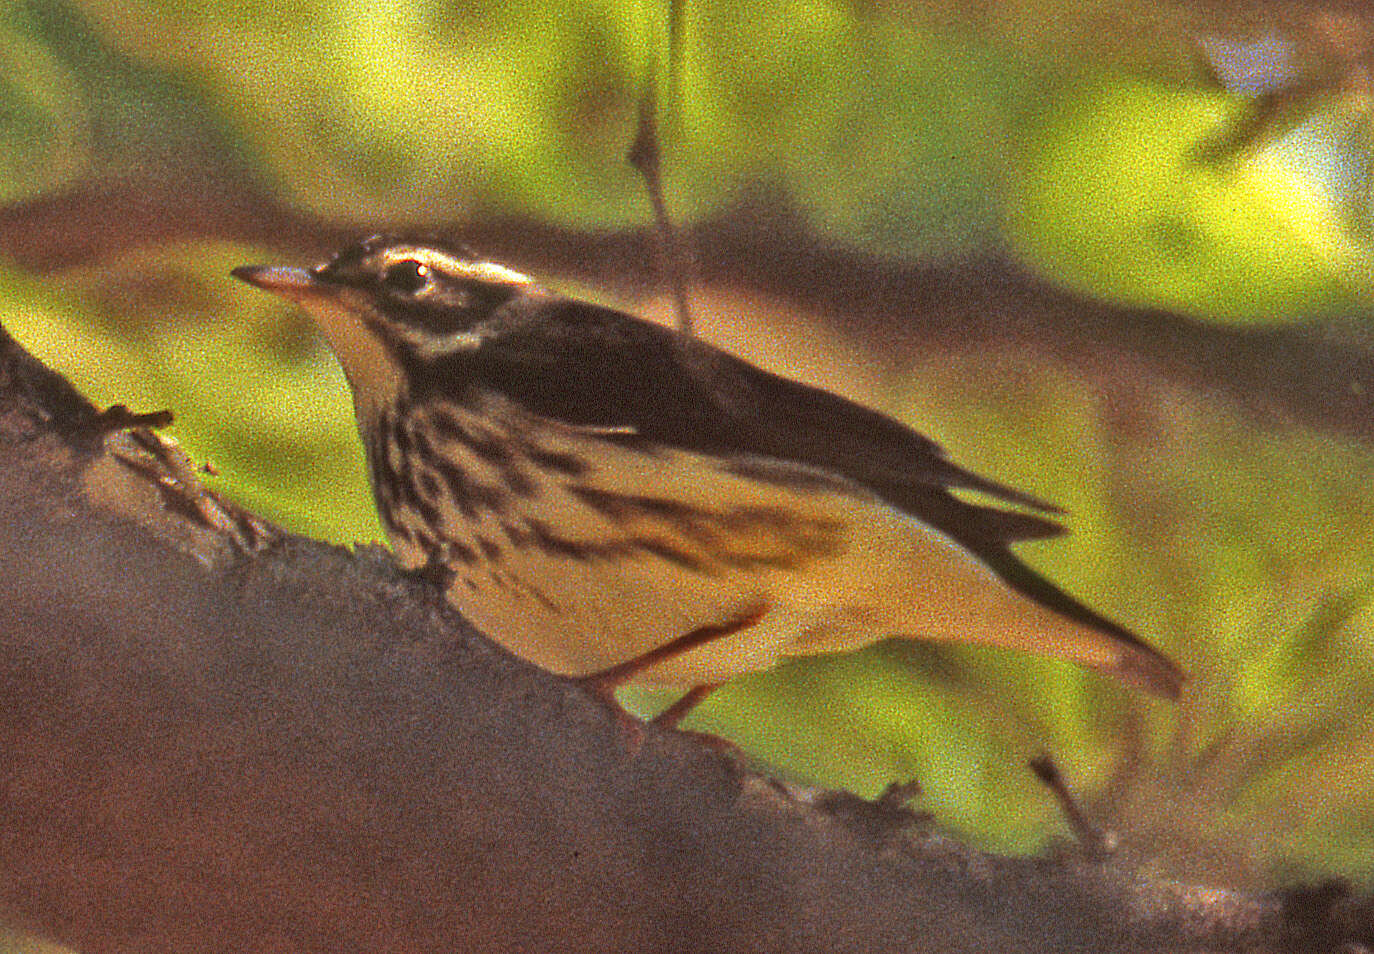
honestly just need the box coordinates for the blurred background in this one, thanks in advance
[6,0,1374,946]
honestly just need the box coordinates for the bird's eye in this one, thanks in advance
[382,260,431,294]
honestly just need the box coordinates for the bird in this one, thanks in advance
[232,234,1183,727]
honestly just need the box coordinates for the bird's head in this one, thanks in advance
[232,235,534,414]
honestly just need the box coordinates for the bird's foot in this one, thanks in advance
[573,679,730,755]
[573,607,765,752]
[574,674,647,752]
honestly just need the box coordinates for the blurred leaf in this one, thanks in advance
[1006,78,1373,323]
[1,241,382,544]
[0,8,90,202]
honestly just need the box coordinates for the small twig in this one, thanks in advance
[1191,17,1374,165]
[666,0,687,106]
[628,67,694,336]
[107,427,279,555]
[90,403,174,432]
[1029,755,1117,858]
[874,778,923,813]
[812,778,930,846]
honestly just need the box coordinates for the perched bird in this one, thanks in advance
[232,236,1182,725]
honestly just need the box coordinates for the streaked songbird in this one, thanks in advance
[232,236,1183,728]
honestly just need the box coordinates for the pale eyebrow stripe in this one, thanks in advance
[384,247,534,286]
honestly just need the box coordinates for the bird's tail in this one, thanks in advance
[789,523,1184,699]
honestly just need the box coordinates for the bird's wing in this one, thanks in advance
[464,296,1061,539]
[459,295,1181,699]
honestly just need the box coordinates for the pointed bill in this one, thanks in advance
[231,264,403,418]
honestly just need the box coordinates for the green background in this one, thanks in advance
[4,3,1374,947]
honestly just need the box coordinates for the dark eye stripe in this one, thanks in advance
[383,260,431,293]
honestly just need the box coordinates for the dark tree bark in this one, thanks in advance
[1,321,1372,954]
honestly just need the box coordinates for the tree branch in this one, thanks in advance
[1,322,1371,953]
[3,179,1373,449]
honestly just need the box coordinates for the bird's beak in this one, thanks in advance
[230,265,331,303]
[231,262,402,416]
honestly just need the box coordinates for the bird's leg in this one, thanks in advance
[577,605,765,694]
[648,682,743,755]
[575,605,766,731]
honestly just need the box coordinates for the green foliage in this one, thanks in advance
[0,9,89,202]
[1005,79,1371,323]
[4,0,1367,320]
[0,244,381,542]
[681,3,1009,255]
[4,0,1374,884]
